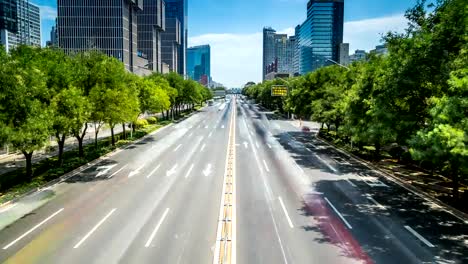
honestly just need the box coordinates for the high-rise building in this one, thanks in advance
[263,27,276,80]
[296,0,344,75]
[138,0,166,72]
[162,0,187,75]
[161,16,180,72]
[262,27,296,80]
[57,0,144,73]
[0,0,40,52]
[187,44,210,84]
[338,43,349,66]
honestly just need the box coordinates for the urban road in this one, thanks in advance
[0,96,466,264]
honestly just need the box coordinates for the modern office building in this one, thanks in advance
[162,0,187,75]
[262,27,296,80]
[263,27,277,80]
[296,0,344,75]
[187,44,210,84]
[0,0,40,52]
[161,16,180,72]
[138,0,166,72]
[338,43,349,65]
[57,0,145,73]
[349,49,367,63]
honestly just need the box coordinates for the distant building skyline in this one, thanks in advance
[349,49,366,63]
[0,0,41,52]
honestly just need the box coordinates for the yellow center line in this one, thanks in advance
[213,98,237,264]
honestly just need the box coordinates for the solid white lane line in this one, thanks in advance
[208,132,213,138]
[366,195,386,210]
[108,165,128,179]
[294,163,304,174]
[346,179,357,188]
[188,132,193,137]
[324,197,352,229]
[185,164,195,179]
[255,141,260,149]
[267,144,272,149]
[3,208,64,250]
[173,144,182,152]
[314,154,338,173]
[201,143,206,151]
[263,160,270,172]
[73,209,117,249]
[128,164,145,178]
[404,226,435,248]
[146,164,161,179]
[278,197,294,228]
[243,118,248,129]
[145,208,170,248]
[205,125,209,129]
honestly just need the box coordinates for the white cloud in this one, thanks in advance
[189,14,408,88]
[344,14,408,52]
[39,5,57,21]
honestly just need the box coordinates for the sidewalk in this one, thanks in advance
[0,124,124,176]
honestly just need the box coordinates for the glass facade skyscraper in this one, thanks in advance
[0,0,17,33]
[296,0,344,75]
[57,0,143,73]
[0,0,40,52]
[137,0,166,72]
[187,45,210,84]
[162,0,187,75]
[161,16,180,73]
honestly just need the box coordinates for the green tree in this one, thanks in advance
[147,73,177,120]
[410,45,468,199]
[71,51,108,155]
[89,58,139,146]
[0,46,51,179]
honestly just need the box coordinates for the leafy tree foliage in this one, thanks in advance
[245,0,467,198]
[0,45,212,181]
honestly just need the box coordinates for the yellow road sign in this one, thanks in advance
[271,85,288,97]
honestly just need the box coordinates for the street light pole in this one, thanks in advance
[326,58,350,70]
[276,77,294,120]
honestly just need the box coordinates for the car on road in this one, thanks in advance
[301,126,311,132]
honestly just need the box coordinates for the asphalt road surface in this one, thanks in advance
[0,96,466,264]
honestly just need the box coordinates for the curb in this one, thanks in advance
[0,123,174,210]
[315,134,468,223]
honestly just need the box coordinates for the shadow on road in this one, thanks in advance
[278,131,468,264]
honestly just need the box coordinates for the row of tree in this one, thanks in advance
[244,0,467,198]
[0,46,212,179]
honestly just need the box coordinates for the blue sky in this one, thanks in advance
[34,0,417,87]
